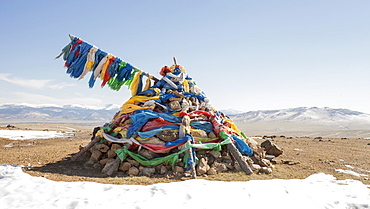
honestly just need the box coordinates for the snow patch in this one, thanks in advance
[0,130,71,140]
[335,169,368,177]
[0,165,369,209]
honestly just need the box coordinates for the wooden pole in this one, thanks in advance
[173,57,177,65]
[105,157,121,176]
[227,142,253,175]
[179,115,196,179]
[71,136,101,161]
[209,116,253,175]
[143,73,159,82]
[188,143,197,179]
[68,34,75,41]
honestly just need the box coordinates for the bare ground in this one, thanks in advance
[1,124,369,185]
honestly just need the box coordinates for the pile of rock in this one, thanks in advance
[70,64,283,178]
[79,134,283,177]
[55,36,285,178]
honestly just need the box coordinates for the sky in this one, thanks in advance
[0,1,369,113]
[1,164,369,208]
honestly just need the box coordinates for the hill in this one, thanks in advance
[1,104,370,138]
[0,103,120,126]
[229,107,370,138]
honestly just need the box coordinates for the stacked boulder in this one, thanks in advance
[72,64,282,177]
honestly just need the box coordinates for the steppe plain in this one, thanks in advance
[0,123,369,185]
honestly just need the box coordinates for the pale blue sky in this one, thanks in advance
[0,1,369,113]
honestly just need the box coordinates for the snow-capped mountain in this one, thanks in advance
[0,103,121,123]
[219,108,247,116]
[230,107,369,123]
[1,104,370,137]
[228,107,370,138]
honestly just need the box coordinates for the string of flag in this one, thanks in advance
[56,35,158,95]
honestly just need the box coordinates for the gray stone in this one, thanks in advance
[107,149,117,158]
[223,159,233,164]
[119,162,131,172]
[282,160,300,165]
[158,165,168,175]
[99,158,114,165]
[212,162,228,172]
[251,152,270,167]
[169,101,181,109]
[84,159,95,167]
[247,137,259,151]
[174,166,184,174]
[270,159,278,164]
[122,118,132,126]
[197,157,210,175]
[156,130,179,142]
[92,162,103,169]
[208,132,217,138]
[101,159,117,174]
[207,167,218,175]
[225,163,234,170]
[206,155,215,165]
[142,167,156,177]
[262,159,272,167]
[209,151,221,159]
[245,157,254,166]
[191,129,208,138]
[127,159,140,167]
[222,155,232,161]
[265,154,276,160]
[90,150,103,162]
[140,136,165,145]
[128,167,139,176]
[169,97,182,102]
[95,144,110,153]
[261,140,283,157]
[138,149,158,160]
[255,147,266,159]
[189,97,199,106]
[222,153,233,164]
[259,167,272,174]
[184,172,192,177]
[250,164,261,171]
[111,144,123,151]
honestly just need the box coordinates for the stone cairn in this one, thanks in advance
[71,64,283,178]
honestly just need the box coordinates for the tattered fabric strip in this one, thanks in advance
[57,36,150,96]
[115,135,232,167]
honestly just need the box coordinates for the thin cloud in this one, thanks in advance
[12,92,103,105]
[0,74,75,90]
[0,73,52,89]
[49,83,77,90]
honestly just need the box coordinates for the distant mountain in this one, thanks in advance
[0,103,120,123]
[1,104,370,138]
[219,108,247,116]
[228,107,370,138]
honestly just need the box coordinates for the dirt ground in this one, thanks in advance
[1,124,369,185]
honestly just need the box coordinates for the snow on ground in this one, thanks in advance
[1,131,369,208]
[0,130,70,140]
[345,165,370,174]
[0,165,369,209]
[336,169,368,178]
[335,165,370,178]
